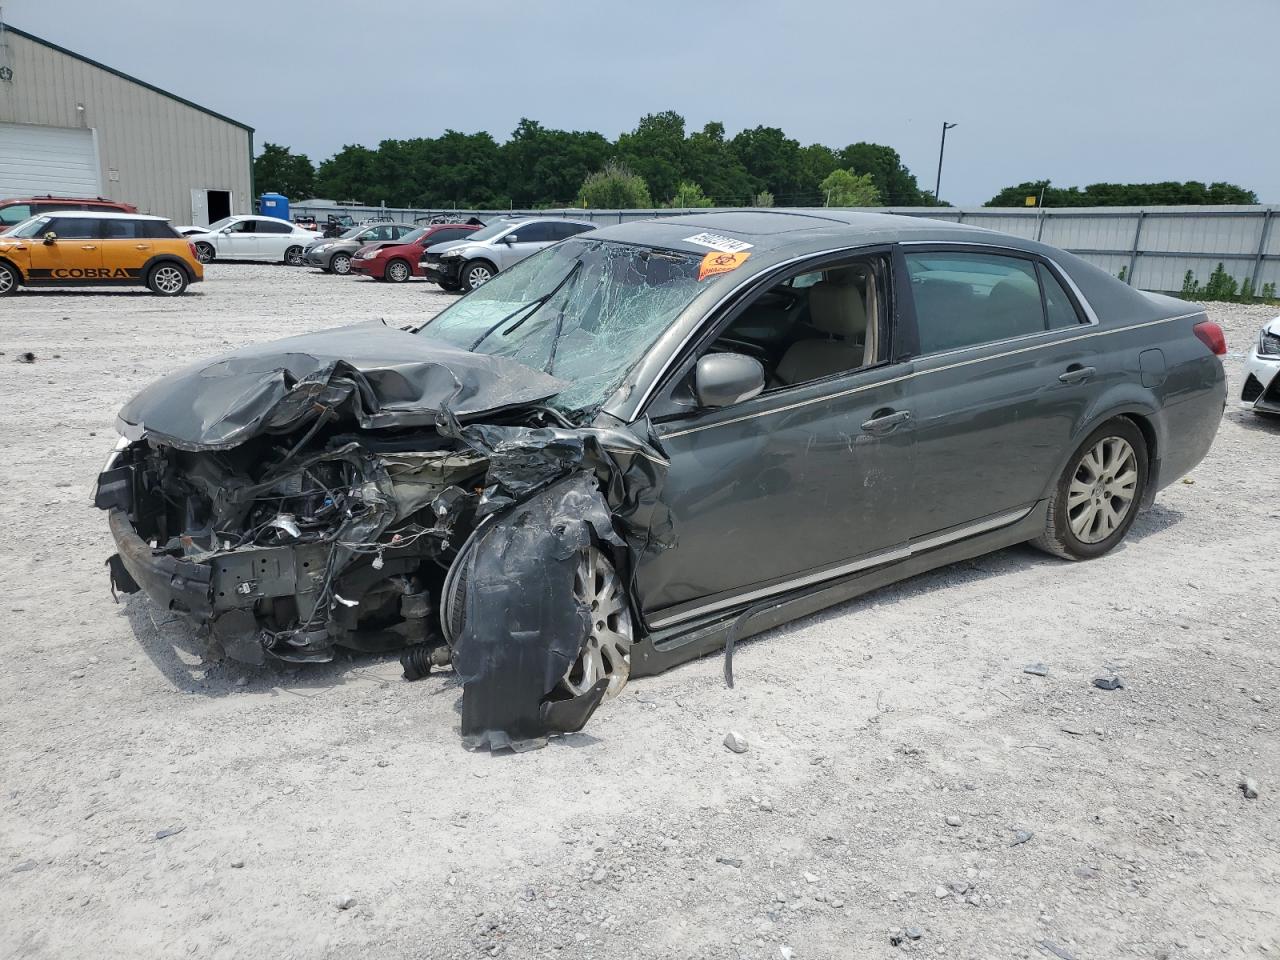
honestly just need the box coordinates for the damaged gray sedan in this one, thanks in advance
[95,210,1226,748]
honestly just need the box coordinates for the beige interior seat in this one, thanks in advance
[774,279,869,385]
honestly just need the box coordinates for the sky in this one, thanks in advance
[5,0,1277,205]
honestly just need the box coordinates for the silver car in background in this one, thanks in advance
[421,217,596,291]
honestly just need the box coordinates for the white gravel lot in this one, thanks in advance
[1,263,1277,960]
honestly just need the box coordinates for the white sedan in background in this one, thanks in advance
[1242,316,1280,416]
[187,216,319,265]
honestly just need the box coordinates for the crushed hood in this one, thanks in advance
[117,321,568,451]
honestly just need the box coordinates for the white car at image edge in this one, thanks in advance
[187,216,319,265]
[1242,315,1280,415]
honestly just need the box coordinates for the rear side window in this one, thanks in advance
[1038,262,1084,329]
[101,219,142,239]
[511,222,556,243]
[427,228,469,245]
[257,220,292,234]
[556,222,595,239]
[905,251,1063,354]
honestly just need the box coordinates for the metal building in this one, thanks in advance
[0,23,252,226]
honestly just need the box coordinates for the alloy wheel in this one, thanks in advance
[561,546,633,700]
[152,266,185,295]
[387,260,410,282]
[285,246,304,266]
[1067,437,1138,544]
[466,263,492,288]
[0,265,14,294]
[195,243,214,263]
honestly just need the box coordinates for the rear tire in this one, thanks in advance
[284,245,305,266]
[194,242,214,264]
[0,261,19,296]
[460,259,495,292]
[1032,418,1148,560]
[330,252,352,275]
[385,259,411,283]
[147,263,189,296]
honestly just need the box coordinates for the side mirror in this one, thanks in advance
[695,353,765,409]
[502,234,518,245]
[42,231,57,245]
[221,226,234,234]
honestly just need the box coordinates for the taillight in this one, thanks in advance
[1193,320,1227,356]
[188,242,199,261]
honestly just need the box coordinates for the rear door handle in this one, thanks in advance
[81,244,97,250]
[1058,365,1096,384]
[861,409,912,434]
[135,244,150,250]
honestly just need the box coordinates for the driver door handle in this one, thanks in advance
[80,244,97,250]
[1058,364,1096,384]
[861,409,911,434]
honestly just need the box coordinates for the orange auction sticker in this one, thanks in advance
[698,250,750,281]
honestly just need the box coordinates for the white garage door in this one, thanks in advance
[0,122,102,198]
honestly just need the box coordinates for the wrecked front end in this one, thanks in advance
[93,321,671,748]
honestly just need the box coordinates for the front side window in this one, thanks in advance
[0,204,32,226]
[9,216,52,239]
[905,251,1057,354]
[229,219,256,234]
[44,217,98,240]
[418,238,710,413]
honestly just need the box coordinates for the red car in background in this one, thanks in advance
[350,222,482,282]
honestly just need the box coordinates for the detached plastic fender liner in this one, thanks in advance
[451,473,625,751]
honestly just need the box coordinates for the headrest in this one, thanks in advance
[808,280,868,337]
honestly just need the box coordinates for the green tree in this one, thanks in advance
[986,179,1258,207]
[839,142,932,205]
[668,181,714,208]
[753,190,775,208]
[503,118,611,206]
[254,143,315,199]
[615,111,687,203]
[682,121,755,204]
[578,162,652,208]
[315,144,378,202]
[820,169,881,207]
[731,125,804,200]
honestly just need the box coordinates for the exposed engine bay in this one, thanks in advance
[94,321,672,750]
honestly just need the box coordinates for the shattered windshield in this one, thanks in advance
[417,238,709,412]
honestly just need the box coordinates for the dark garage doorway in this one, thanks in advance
[207,190,231,223]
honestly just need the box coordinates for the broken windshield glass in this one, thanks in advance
[417,239,709,412]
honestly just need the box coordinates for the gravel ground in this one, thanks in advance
[1,264,1277,960]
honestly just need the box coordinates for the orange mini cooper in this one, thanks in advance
[0,211,203,296]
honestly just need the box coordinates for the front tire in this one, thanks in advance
[0,261,19,296]
[1033,418,1148,560]
[438,279,462,292]
[385,259,411,283]
[460,259,495,292]
[330,252,352,275]
[194,242,215,264]
[284,245,305,266]
[147,263,189,296]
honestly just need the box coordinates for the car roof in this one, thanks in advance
[35,210,169,221]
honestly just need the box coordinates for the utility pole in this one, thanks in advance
[934,122,958,203]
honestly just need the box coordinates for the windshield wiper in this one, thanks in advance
[465,260,584,352]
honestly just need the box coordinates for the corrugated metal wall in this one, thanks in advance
[296,203,1280,294]
[0,30,251,224]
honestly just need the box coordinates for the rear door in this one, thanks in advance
[99,218,154,280]
[255,219,295,259]
[899,245,1100,540]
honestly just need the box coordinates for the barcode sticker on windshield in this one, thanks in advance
[682,232,754,253]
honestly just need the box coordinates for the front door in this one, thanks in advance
[28,215,102,281]
[220,219,261,259]
[635,252,917,629]
[899,246,1104,539]
[497,222,556,269]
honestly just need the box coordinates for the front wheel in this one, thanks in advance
[147,263,189,296]
[1032,418,1148,560]
[0,261,19,296]
[194,242,215,264]
[385,259,411,283]
[330,252,352,275]
[460,260,495,292]
[438,279,462,292]
[284,245,305,266]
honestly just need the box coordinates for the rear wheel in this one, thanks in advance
[330,252,352,275]
[194,242,214,263]
[385,259,411,283]
[460,259,495,292]
[284,245,305,266]
[147,263,188,296]
[0,261,19,296]
[1033,418,1148,560]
